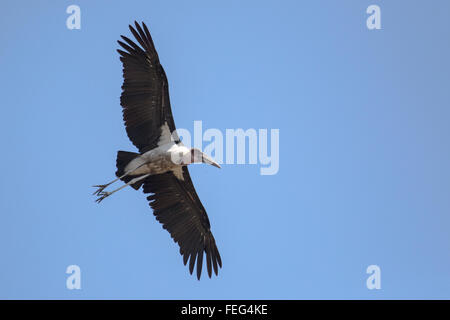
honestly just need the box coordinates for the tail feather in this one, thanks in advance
[116,151,144,190]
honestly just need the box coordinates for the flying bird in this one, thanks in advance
[93,21,222,280]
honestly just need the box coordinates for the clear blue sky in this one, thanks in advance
[1,0,450,299]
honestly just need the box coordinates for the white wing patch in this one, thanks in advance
[171,166,184,181]
[157,122,174,147]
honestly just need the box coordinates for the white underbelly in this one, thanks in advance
[124,148,176,176]
[130,159,174,175]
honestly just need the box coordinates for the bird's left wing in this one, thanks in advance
[117,22,178,153]
[142,166,222,279]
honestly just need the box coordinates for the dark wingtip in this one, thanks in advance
[128,23,136,34]
[196,251,203,280]
[189,253,196,275]
[129,21,143,32]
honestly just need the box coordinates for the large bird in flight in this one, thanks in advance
[93,21,222,280]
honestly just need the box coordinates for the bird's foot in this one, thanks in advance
[92,184,109,196]
[95,191,111,203]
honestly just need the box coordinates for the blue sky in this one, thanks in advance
[1,0,450,299]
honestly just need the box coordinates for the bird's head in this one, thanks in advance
[188,148,221,168]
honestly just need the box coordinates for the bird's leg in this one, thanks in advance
[92,163,147,195]
[95,173,151,203]
[92,179,120,196]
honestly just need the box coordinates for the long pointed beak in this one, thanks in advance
[202,153,221,169]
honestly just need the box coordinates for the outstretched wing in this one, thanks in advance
[117,21,177,153]
[142,166,222,279]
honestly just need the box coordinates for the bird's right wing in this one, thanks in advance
[142,167,222,280]
[117,21,177,153]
